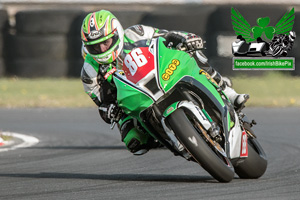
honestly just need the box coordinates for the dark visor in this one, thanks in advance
[86,34,118,55]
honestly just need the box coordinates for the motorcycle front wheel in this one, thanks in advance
[167,108,235,183]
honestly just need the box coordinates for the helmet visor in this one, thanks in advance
[85,33,118,55]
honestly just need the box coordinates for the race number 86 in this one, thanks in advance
[162,59,180,81]
[124,48,148,76]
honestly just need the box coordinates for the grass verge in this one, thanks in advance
[0,77,94,108]
[0,72,299,108]
[231,72,300,107]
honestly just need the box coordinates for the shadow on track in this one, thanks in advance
[0,172,216,183]
[27,145,167,151]
[27,145,127,150]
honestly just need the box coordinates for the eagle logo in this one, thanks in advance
[231,7,295,42]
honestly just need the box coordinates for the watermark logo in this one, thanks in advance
[233,57,294,70]
[231,7,296,70]
[232,8,295,42]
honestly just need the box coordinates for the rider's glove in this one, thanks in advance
[184,33,204,51]
[99,103,122,122]
[164,31,186,48]
[164,31,203,51]
[106,104,120,120]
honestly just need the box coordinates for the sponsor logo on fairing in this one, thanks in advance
[166,107,175,115]
[240,130,248,157]
[104,67,117,80]
[162,59,180,81]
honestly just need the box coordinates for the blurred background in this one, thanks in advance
[0,0,299,78]
[0,0,299,108]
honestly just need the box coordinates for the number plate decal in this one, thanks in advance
[123,47,154,84]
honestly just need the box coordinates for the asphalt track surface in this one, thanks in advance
[0,107,299,200]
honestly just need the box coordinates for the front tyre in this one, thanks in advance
[167,108,235,182]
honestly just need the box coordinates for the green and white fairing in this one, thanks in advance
[112,37,245,159]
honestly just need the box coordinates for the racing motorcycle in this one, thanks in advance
[110,37,267,182]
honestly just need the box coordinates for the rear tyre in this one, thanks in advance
[167,108,235,182]
[234,123,268,179]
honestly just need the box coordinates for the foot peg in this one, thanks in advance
[235,94,250,112]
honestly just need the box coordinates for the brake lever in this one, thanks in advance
[185,48,205,53]
[110,108,123,130]
[110,120,116,129]
[176,43,185,51]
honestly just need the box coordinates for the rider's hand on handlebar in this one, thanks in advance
[100,103,122,123]
[184,33,204,51]
[106,104,120,120]
[164,31,186,48]
[164,31,204,52]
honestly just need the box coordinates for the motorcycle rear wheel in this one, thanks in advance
[234,123,268,179]
[167,108,235,183]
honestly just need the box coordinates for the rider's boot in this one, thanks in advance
[119,117,151,156]
[222,83,250,109]
[212,71,249,110]
[123,128,150,155]
[194,52,249,110]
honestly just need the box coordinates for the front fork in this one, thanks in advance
[161,98,248,161]
[161,100,228,159]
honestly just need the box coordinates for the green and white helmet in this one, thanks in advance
[81,10,124,64]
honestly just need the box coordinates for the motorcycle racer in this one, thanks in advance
[80,10,249,155]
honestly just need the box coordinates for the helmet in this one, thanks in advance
[289,31,296,42]
[81,10,124,64]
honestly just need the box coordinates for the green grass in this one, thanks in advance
[0,77,94,108]
[0,72,299,108]
[232,72,300,107]
[0,131,13,141]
